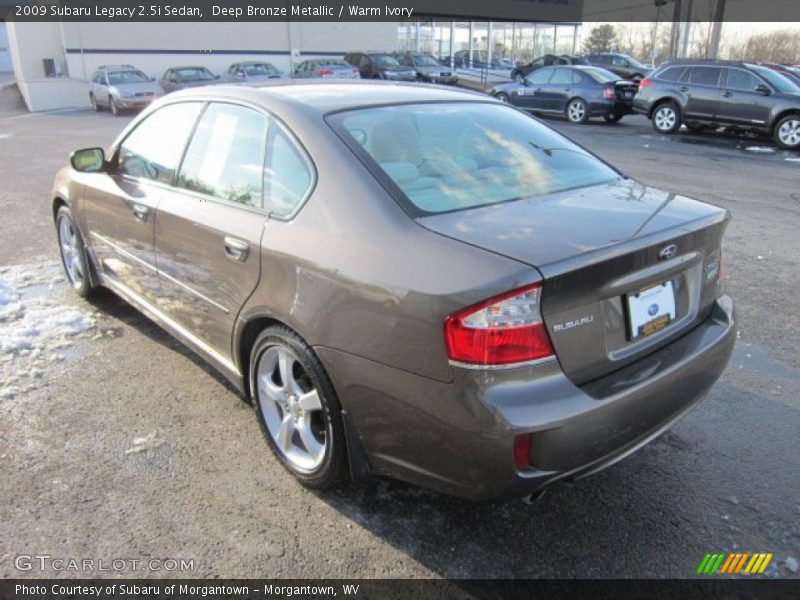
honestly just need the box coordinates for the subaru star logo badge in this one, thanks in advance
[648,303,659,316]
[659,244,678,260]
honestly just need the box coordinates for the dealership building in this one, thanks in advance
[1,19,580,112]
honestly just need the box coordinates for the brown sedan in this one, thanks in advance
[53,82,735,501]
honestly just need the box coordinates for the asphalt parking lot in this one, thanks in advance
[0,104,798,580]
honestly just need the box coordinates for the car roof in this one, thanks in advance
[162,80,491,117]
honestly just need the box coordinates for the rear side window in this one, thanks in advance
[118,102,203,184]
[724,68,761,91]
[263,126,314,217]
[177,103,269,208]
[688,67,722,86]
[657,66,686,82]
[330,102,619,216]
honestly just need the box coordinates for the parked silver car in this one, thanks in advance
[397,52,458,84]
[54,82,735,501]
[292,59,360,79]
[89,65,161,116]
[225,61,287,83]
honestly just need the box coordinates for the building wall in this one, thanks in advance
[7,21,397,111]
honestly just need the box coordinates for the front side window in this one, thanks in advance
[177,103,269,208]
[549,68,572,85]
[749,65,800,94]
[526,68,553,85]
[118,102,203,184]
[724,69,761,91]
[263,127,314,217]
[331,102,619,215]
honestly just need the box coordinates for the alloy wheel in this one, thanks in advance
[654,106,677,131]
[568,100,586,123]
[257,345,327,473]
[778,119,800,148]
[58,215,84,289]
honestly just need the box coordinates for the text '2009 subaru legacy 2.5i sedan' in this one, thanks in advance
[54,82,735,501]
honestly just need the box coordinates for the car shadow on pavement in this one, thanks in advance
[85,287,244,399]
[315,435,703,579]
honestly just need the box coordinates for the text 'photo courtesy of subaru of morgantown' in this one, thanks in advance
[54,81,735,501]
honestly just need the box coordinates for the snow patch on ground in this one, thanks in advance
[785,156,800,163]
[745,146,776,153]
[0,261,102,400]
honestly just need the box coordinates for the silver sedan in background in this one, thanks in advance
[292,59,361,79]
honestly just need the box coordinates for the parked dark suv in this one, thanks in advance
[511,54,588,82]
[633,60,800,150]
[584,53,651,81]
[344,52,416,81]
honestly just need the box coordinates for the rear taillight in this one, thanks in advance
[603,86,616,99]
[319,69,334,77]
[639,78,652,88]
[444,283,554,366]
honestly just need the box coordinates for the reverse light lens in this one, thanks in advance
[444,283,555,365]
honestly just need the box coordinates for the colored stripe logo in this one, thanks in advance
[697,552,773,574]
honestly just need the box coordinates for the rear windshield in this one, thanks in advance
[330,103,619,215]
[243,63,279,76]
[372,55,400,66]
[176,68,214,81]
[583,67,620,83]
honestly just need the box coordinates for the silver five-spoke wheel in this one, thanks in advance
[58,214,84,289]
[777,118,800,148]
[257,345,326,473]
[567,99,588,124]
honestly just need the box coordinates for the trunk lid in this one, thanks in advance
[418,179,729,384]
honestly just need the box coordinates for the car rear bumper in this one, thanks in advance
[589,99,634,117]
[317,295,735,502]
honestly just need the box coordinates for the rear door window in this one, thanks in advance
[263,127,314,217]
[657,66,685,82]
[176,103,269,209]
[549,69,572,85]
[688,67,722,87]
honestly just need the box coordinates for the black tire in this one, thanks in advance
[604,112,624,123]
[89,94,101,112]
[652,101,681,134]
[773,114,800,150]
[495,92,511,104]
[109,96,120,116]
[250,326,348,489]
[566,98,589,124]
[55,205,98,299]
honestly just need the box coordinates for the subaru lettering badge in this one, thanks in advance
[659,244,678,260]
[648,303,659,316]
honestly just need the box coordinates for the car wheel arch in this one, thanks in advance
[770,108,800,132]
[649,96,681,119]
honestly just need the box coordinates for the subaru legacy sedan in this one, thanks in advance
[53,82,735,501]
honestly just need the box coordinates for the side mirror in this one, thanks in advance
[71,148,105,172]
[755,83,771,95]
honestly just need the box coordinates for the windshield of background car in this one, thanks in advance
[372,55,400,66]
[621,54,647,69]
[330,102,620,215]
[108,70,150,85]
[244,63,279,76]
[414,55,440,66]
[177,68,214,81]
[319,60,349,67]
[749,65,800,94]
[583,68,620,83]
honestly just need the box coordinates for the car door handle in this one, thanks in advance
[132,204,149,222]
[679,86,689,92]
[223,236,250,262]
[722,91,733,98]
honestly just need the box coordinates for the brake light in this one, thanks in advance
[603,86,616,99]
[444,283,554,365]
[639,79,652,88]
[319,69,334,77]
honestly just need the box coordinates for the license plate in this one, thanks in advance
[623,91,633,98]
[627,281,676,339]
